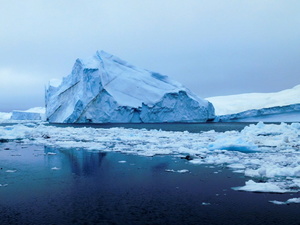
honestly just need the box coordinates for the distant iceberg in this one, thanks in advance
[46,50,215,123]
[10,107,45,121]
[0,112,12,121]
[207,85,300,122]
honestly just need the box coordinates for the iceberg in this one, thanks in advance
[10,107,45,121]
[46,50,214,123]
[215,103,300,122]
[207,84,300,115]
[0,112,12,121]
[207,85,300,122]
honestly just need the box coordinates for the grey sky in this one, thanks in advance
[0,0,299,112]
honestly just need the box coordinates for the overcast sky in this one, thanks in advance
[0,0,299,112]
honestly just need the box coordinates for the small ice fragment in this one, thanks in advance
[47,152,57,155]
[177,169,189,173]
[0,184,8,187]
[118,161,127,163]
[165,169,189,173]
[232,180,289,193]
[232,170,244,173]
[6,170,17,173]
[269,200,286,205]
[270,198,300,205]
[202,202,211,206]
[51,167,60,170]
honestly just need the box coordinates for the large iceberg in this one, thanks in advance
[46,51,214,123]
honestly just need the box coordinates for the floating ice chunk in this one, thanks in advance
[269,200,286,205]
[51,167,60,170]
[227,164,246,169]
[201,202,211,206]
[165,169,189,173]
[47,152,57,155]
[270,198,300,205]
[118,161,127,163]
[6,170,17,173]
[0,184,8,187]
[177,169,189,173]
[208,134,258,152]
[232,180,291,193]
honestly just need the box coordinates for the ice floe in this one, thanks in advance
[0,121,300,193]
[51,167,60,170]
[270,198,300,205]
[165,169,189,173]
[5,170,17,173]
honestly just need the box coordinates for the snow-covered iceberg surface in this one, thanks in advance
[207,85,300,122]
[46,50,214,123]
[10,107,45,121]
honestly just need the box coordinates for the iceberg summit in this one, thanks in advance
[46,51,214,123]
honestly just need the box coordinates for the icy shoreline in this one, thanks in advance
[1,122,300,199]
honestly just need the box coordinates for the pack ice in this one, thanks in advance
[46,51,214,123]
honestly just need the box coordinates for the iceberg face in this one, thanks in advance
[46,51,214,123]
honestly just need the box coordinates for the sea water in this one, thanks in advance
[0,123,300,224]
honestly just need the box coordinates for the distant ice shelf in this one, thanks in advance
[214,103,300,122]
[207,85,300,122]
[207,84,300,115]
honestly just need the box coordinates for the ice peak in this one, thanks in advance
[96,50,113,59]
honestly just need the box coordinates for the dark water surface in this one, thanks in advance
[50,122,254,132]
[1,123,300,225]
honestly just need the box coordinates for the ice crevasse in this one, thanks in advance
[46,50,215,123]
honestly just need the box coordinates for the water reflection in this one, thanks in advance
[44,147,107,176]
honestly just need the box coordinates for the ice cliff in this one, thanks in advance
[46,51,214,123]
